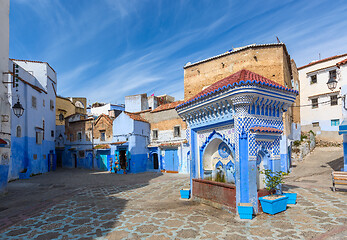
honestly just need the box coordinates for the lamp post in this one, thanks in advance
[12,98,24,118]
[327,76,338,91]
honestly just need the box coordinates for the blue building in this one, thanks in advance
[112,112,150,173]
[176,69,297,213]
[8,59,57,180]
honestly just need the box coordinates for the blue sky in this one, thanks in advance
[10,0,347,104]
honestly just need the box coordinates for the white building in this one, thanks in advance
[7,59,57,180]
[298,53,347,141]
[88,103,124,116]
[0,0,10,192]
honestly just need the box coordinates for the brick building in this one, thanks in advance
[140,101,190,173]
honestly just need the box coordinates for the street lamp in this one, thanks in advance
[12,99,24,118]
[327,76,338,91]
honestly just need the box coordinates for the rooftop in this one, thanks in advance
[183,43,288,69]
[177,69,297,110]
[337,58,347,68]
[298,53,347,70]
[151,101,184,113]
[124,111,149,123]
[10,58,56,73]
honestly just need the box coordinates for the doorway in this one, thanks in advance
[56,150,63,168]
[153,153,159,169]
[119,150,127,170]
[73,154,77,168]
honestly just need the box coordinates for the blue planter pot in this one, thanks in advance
[238,204,254,219]
[259,195,288,215]
[284,193,297,204]
[180,189,191,199]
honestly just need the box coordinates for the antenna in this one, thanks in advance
[319,53,321,60]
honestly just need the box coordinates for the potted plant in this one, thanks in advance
[238,203,253,219]
[258,169,288,215]
[180,189,191,199]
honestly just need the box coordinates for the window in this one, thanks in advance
[329,70,337,79]
[174,126,181,137]
[16,126,21,137]
[70,133,74,142]
[36,131,43,144]
[331,95,338,106]
[310,75,317,84]
[152,130,158,140]
[51,130,54,137]
[311,98,318,109]
[331,119,340,126]
[100,130,105,141]
[77,132,82,141]
[50,100,54,110]
[59,113,64,121]
[43,99,45,107]
[32,96,37,108]
[312,122,319,127]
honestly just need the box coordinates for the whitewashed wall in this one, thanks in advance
[0,0,10,167]
[299,56,347,141]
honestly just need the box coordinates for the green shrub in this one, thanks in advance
[293,140,301,147]
[260,169,287,195]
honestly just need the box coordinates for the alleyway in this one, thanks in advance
[0,148,346,239]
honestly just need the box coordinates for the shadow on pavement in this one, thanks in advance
[327,157,344,171]
[0,168,163,239]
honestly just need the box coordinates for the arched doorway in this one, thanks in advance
[153,153,159,169]
[202,138,235,183]
[256,146,270,189]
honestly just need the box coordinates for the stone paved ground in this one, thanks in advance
[0,147,346,239]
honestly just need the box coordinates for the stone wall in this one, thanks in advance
[292,132,316,162]
[184,45,292,100]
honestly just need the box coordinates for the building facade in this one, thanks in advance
[183,43,298,172]
[140,101,190,174]
[298,53,347,141]
[8,59,57,180]
[0,0,10,192]
[55,96,87,167]
[112,112,150,173]
[177,70,297,213]
[63,113,94,169]
[88,102,124,116]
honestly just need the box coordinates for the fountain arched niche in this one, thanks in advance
[201,135,235,184]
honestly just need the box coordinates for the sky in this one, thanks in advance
[9,0,347,105]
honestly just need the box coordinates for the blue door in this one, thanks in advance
[164,149,178,172]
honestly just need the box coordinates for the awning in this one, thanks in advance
[339,119,347,135]
[0,138,7,146]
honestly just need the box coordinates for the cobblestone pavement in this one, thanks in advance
[0,147,346,239]
[0,175,346,239]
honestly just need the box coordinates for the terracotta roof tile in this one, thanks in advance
[151,101,184,113]
[337,58,347,68]
[94,144,110,149]
[298,53,347,70]
[111,141,127,145]
[124,112,149,123]
[249,126,282,134]
[177,69,297,109]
